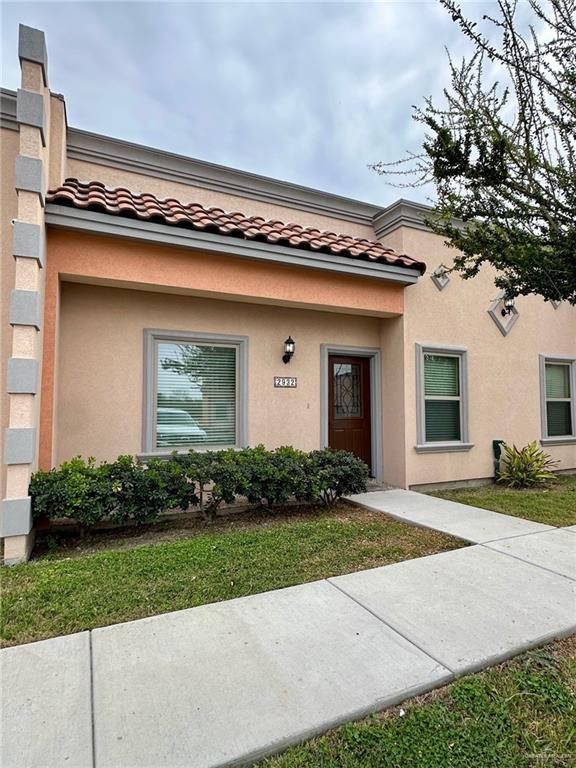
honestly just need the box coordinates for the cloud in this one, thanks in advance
[1,1,471,206]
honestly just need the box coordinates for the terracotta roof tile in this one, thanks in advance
[46,179,426,274]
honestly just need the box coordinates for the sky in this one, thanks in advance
[1,1,481,207]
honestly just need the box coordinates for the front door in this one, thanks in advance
[328,355,372,470]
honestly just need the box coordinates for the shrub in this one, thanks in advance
[202,449,243,520]
[106,455,169,525]
[147,455,199,511]
[235,445,310,508]
[165,450,242,521]
[30,457,113,529]
[29,445,369,530]
[307,448,369,505]
[498,441,559,488]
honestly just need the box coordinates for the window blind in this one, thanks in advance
[546,364,570,399]
[424,354,461,442]
[155,342,237,448]
[546,402,572,436]
[424,355,460,397]
[425,400,461,441]
[545,363,572,436]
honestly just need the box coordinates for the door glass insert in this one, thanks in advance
[333,363,361,417]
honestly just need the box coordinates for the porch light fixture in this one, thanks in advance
[282,336,295,364]
[501,296,516,316]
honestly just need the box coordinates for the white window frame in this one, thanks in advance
[141,329,248,456]
[539,354,576,445]
[415,344,473,453]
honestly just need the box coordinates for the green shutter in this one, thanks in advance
[425,400,461,441]
[546,364,571,398]
[546,402,572,437]
[424,355,460,396]
[156,342,236,448]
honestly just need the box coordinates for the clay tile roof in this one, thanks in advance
[46,179,426,275]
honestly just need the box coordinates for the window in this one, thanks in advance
[333,363,362,417]
[143,330,247,453]
[416,344,472,452]
[540,356,576,443]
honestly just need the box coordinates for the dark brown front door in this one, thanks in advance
[328,355,372,470]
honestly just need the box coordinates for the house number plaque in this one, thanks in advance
[274,376,297,388]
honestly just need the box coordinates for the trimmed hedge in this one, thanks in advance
[30,446,369,529]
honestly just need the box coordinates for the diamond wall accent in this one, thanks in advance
[487,292,519,336]
[550,300,561,310]
[431,265,450,291]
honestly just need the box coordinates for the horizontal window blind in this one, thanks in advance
[546,402,572,436]
[545,363,572,436]
[546,364,570,399]
[155,342,237,448]
[424,355,459,396]
[425,400,461,442]
[424,354,461,442]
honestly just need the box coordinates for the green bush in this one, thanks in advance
[29,446,369,530]
[201,450,243,520]
[166,450,241,521]
[498,441,559,488]
[235,445,310,508]
[106,455,169,525]
[30,457,113,529]
[307,448,370,505]
[147,455,199,511]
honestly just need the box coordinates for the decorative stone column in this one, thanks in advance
[1,26,50,564]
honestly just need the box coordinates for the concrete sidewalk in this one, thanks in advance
[348,488,557,543]
[2,494,575,768]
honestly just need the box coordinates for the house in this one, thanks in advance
[1,26,574,564]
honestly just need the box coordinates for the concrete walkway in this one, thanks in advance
[348,488,557,543]
[2,491,575,768]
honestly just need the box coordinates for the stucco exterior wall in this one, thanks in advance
[380,315,407,487]
[45,229,405,316]
[55,282,382,465]
[46,227,576,486]
[397,227,576,486]
[39,229,404,468]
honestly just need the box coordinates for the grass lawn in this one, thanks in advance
[428,474,576,527]
[259,637,576,768]
[0,503,463,647]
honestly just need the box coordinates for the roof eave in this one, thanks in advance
[44,204,422,285]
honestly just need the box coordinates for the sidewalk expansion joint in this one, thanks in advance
[325,578,455,675]
[480,526,557,545]
[479,543,576,583]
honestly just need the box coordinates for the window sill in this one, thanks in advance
[414,442,474,454]
[540,437,576,446]
[138,447,240,461]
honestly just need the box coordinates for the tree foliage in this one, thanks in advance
[372,0,576,304]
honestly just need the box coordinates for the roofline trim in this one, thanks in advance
[66,127,384,225]
[374,199,435,237]
[44,204,422,285]
[374,198,466,237]
[2,86,443,236]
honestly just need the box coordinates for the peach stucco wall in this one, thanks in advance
[397,227,576,486]
[55,282,382,464]
[43,226,576,487]
[46,229,404,316]
[41,229,404,470]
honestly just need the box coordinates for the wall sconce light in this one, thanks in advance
[282,336,295,364]
[501,296,516,316]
